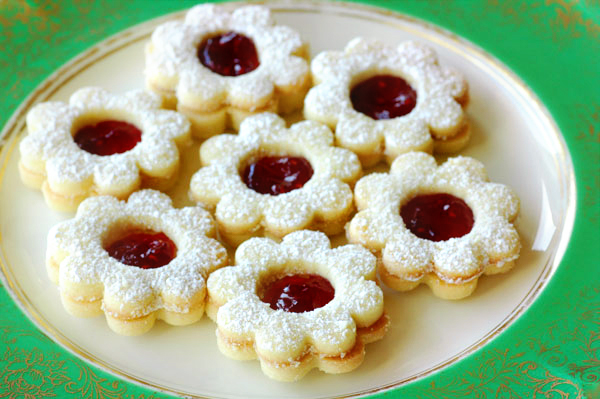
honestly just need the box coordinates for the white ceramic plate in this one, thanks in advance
[0,2,574,398]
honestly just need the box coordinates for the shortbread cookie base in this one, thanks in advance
[351,120,471,168]
[60,293,103,318]
[379,259,516,300]
[47,255,62,285]
[214,313,389,382]
[432,122,471,155]
[23,151,182,212]
[351,138,386,169]
[153,76,311,140]
[103,304,206,336]
[141,163,180,192]
[275,74,312,114]
[217,207,354,247]
[454,86,470,107]
[42,181,92,213]
[105,312,157,336]
[59,283,208,336]
[146,81,178,110]
[18,160,46,190]
[37,167,179,212]
[177,101,279,140]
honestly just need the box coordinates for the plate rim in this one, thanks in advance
[0,1,580,398]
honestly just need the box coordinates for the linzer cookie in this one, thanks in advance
[145,4,310,138]
[189,112,362,246]
[19,87,191,212]
[206,230,389,381]
[304,38,470,167]
[46,190,228,335]
[347,152,520,300]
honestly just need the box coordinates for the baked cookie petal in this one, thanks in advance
[305,37,470,166]
[348,152,521,300]
[216,193,263,234]
[347,208,397,251]
[146,4,310,138]
[92,155,140,197]
[177,67,228,111]
[206,231,388,381]
[303,82,348,127]
[46,190,228,335]
[432,239,486,282]
[135,136,179,178]
[190,164,242,208]
[383,232,434,280]
[190,113,362,246]
[19,87,191,212]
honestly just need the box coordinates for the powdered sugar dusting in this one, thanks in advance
[20,87,190,209]
[207,230,384,365]
[145,4,309,114]
[190,113,361,238]
[348,152,521,290]
[304,37,469,165]
[47,190,228,327]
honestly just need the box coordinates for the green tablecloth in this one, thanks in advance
[1,1,598,398]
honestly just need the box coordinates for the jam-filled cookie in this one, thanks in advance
[46,189,228,335]
[304,38,470,167]
[145,4,310,138]
[347,152,520,300]
[207,230,389,381]
[189,112,362,246]
[19,87,191,212]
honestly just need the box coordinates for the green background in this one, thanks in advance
[1,1,598,398]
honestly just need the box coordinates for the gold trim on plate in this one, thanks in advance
[0,2,576,398]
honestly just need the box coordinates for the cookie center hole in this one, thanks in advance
[73,120,142,156]
[400,193,474,241]
[197,31,259,77]
[350,74,417,120]
[260,274,335,313]
[104,229,177,269]
[242,155,314,195]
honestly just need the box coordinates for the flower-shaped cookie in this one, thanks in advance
[145,4,310,138]
[189,112,362,246]
[207,230,388,381]
[304,38,470,167]
[46,189,228,335]
[347,152,520,300]
[19,87,191,212]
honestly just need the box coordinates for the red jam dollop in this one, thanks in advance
[350,75,417,120]
[198,31,259,77]
[262,274,335,313]
[242,156,313,195]
[106,231,177,269]
[74,120,142,156]
[400,193,474,242]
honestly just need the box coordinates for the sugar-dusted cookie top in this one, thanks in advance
[207,230,388,381]
[46,189,228,335]
[145,4,310,137]
[304,38,470,166]
[19,87,191,212]
[190,112,362,245]
[347,152,520,300]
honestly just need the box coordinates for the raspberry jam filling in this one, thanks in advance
[350,75,417,120]
[198,31,259,77]
[262,274,335,313]
[74,120,142,156]
[242,156,313,195]
[105,231,177,269]
[400,193,474,242]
